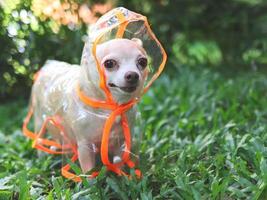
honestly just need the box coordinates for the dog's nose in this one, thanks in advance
[124,71,139,84]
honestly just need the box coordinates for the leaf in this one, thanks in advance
[51,177,62,200]
[0,174,16,190]
[18,171,30,200]
[106,177,128,200]
[0,190,13,200]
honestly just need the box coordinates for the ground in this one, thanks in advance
[0,67,267,199]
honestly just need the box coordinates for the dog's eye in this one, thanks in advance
[104,59,117,69]
[137,57,147,70]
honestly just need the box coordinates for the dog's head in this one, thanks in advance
[80,7,166,105]
[94,38,148,103]
[81,38,148,103]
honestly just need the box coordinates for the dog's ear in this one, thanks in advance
[131,38,143,47]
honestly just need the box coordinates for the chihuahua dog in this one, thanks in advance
[31,38,148,173]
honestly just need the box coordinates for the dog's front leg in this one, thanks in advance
[77,141,96,173]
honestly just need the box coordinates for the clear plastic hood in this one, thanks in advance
[81,7,167,101]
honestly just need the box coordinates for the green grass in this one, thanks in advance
[0,68,267,199]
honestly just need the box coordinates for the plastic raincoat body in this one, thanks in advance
[31,59,137,173]
[23,7,167,181]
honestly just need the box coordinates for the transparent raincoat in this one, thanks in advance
[23,7,167,181]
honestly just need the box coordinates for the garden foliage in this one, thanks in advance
[1,0,267,100]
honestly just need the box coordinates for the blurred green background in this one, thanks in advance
[1,0,267,102]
